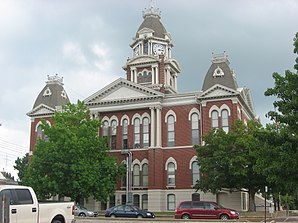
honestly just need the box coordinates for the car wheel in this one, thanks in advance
[137,215,143,218]
[79,213,86,217]
[220,214,229,220]
[181,214,190,219]
[110,214,116,218]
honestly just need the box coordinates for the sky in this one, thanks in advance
[0,0,297,179]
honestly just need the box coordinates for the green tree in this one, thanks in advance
[24,101,125,202]
[194,120,268,212]
[14,153,29,182]
[259,32,298,206]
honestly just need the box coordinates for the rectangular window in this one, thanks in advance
[15,189,33,205]
[167,194,176,211]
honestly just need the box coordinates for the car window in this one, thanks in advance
[204,203,215,210]
[14,189,33,205]
[125,206,133,211]
[0,189,13,204]
[180,201,191,208]
[115,205,124,211]
[192,202,204,209]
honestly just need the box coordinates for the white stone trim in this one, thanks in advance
[188,108,200,121]
[189,156,198,169]
[120,115,130,126]
[165,157,177,170]
[164,110,177,123]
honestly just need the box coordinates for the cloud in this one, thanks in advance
[63,42,88,65]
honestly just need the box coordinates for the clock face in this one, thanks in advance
[134,46,139,56]
[153,44,165,55]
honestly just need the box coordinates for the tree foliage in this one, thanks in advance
[194,120,268,211]
[14,153,29,182]
[258,32,298,203]
[24,101,125,202]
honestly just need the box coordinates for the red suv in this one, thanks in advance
[175,201,240,220]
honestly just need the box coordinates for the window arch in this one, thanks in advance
[191,113,200,145]
[142,163,148,187]
[211,110,219,128]
[110,119,117,150]
[167,194,176,211]
[221,109,229,132]
[36,125,42,143]
[142,117,149,147]
[167,162,175,186]
[133,164,140,187]
[191,161,200,185]
[167,115,175,146]
[134,118,140,148]
[122,119,128,149]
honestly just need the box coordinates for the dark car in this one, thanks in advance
[105,204,155,218]
[74,205,98,217]
[175,201,239,220]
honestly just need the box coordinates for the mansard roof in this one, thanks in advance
[84,78,164,107]
[32,75,69,109]
[202,53,238,91]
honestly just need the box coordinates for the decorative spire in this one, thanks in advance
[46,74,64,85]
[143,0,161,19]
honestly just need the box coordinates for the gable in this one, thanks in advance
[27,104,55,117]
[84,78,164,106]
[200,84,239,99]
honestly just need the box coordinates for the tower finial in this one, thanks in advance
[143,0,161,18]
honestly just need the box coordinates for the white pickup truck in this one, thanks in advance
[0,185,76,223]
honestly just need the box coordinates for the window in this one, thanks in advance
[102,120,109,147]
[111,120,117,150]
[221,109,229,132]
[143,40,148,54]
[15,189,33,205]
[134,118,140,148]
[122,119,128,149]
[142,117,149,147]
[211,110,219,128]
[142,163,148,187]
[133,194,140,208]
[36,125,42,143]
[191,113,200,145]
[133,164,140,187]
[191,161,200,185]
[167,115,175,146]
[142,194,148,210]
[167,194,175,211]
[167,162,175,186]
[137,70,152,84]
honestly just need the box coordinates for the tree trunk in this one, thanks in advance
[248,189,256,212]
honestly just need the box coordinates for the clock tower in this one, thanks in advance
[123,3,181,94]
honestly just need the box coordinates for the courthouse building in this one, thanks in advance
[28,5,258,212]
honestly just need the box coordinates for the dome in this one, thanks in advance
[136,6,167,39]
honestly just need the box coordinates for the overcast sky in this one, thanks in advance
[0,0,297,178]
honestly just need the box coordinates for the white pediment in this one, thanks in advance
[126,55,158,66]
[27,104,55,117]
[200,84,238,98]
[103,86,148,101]
[84,78,164,105]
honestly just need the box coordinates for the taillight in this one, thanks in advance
[72,205,75,215]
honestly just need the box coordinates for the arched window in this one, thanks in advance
[191,161,200,185]
[191,113,199,145]
[167,162,175,186]
[211,110,219,128]
[142,117,149,147]
[36,125,42,143]
[134,118,140,148]
[133,164,140,187]
[111,120,117,150]
[122,119,128,149]
[142,163,148,187]
[142,194,148,210]
[167,115,175,146]
[143,40,148,54]
[221,109,229,132]
[167,194,176,211]
[102,120,109,136]
[133,194,140,208]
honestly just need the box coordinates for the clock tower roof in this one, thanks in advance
[136,5,167,39]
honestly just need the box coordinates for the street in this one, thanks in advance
[73,216,298,223]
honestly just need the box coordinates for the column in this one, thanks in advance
[150,107,155,147]
[156,106,162,147]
